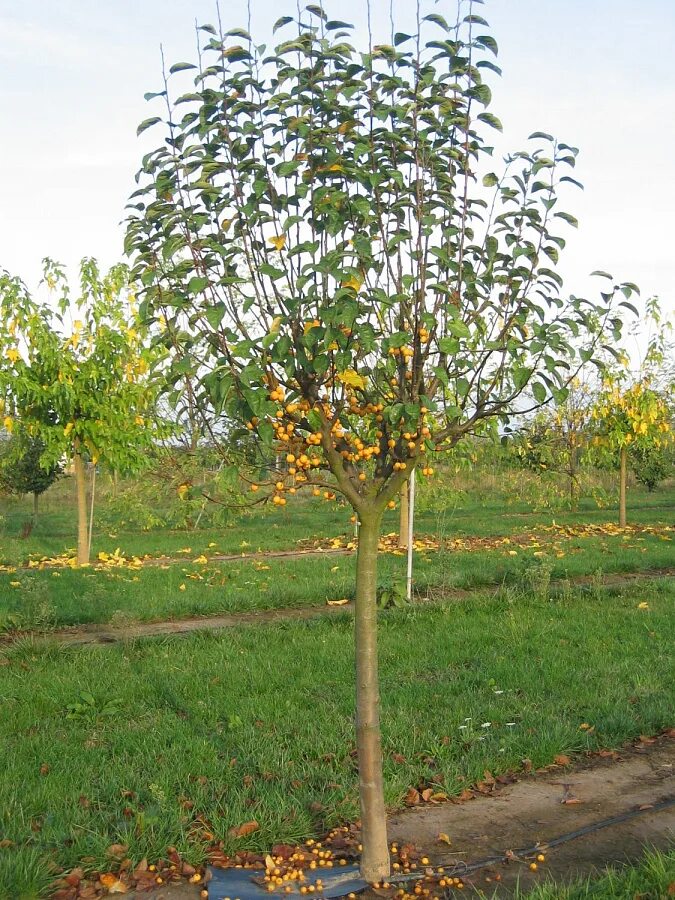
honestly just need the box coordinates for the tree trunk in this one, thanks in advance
[33,491,39,521]
[569,442,578,511]
[397,480,409,550]
[354,511,390,883]
[619,444,627,527]
[73,450,90,565]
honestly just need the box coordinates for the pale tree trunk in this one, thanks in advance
[354,510,390,883]
[33,491,39,521]
[397,480,409,550]
[619,444,627,527]
[73,449,90,565]
[569,441,578,510]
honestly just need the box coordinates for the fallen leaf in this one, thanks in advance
[63,868,85,887]
[437,833,452,846]
[106,843,129,859]
[327,598,349,606]
[404,787,420,806]
[228,820,260,839]
[99,873,128,893]
[637,601,649,610]
[554,754,571,766]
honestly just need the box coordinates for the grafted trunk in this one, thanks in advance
[73,449,90,565]
[619,444,627,527]
[354,510,390,883]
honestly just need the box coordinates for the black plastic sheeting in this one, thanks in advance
[208,864,367,900]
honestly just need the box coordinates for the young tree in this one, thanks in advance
[0,433,61,520]
[0,259,165,564]
[126,5,632,879]
[592,375,672,525]
[512,375,597,508]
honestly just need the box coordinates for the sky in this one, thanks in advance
[0,0,673,357]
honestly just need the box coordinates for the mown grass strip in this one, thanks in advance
[0,579,672,895]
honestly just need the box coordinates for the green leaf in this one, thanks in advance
[306,4,327,20]
[482,172,499,187]
[554,212,578,228]
[136,117,162,136]
[475,34,498,56]
[477,112,502,131]
[531,381,547,403]
[273,15,293,32]
[438,337,459,355]
[528,131,554,141]
[423,13,450,30]
[169,62,197,74]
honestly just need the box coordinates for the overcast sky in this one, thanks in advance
[1,0,673,356]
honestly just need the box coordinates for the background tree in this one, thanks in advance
[630,440,673,492]
[0,259,165,564]
[512,374,597,509]
[592,375,672,525]
[126,4,633,879]
[0,432,61,520]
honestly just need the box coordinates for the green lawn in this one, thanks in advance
[0,525,672,632]
[0,578,673,896]
[1,472,672,567]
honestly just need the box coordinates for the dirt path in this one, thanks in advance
[128,736,675,899]
[2,567,672,648]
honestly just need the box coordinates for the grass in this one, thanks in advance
[0,524,672,632]
[0,471,672,567]
[0,578,673,896]
[502,847,675,898]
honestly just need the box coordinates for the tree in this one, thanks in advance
[512,374,597,508]
[592,375,672,525]
[0,432,61,520]
[0,259,165,564]
[126,5,632,879]
[630,440,673,492]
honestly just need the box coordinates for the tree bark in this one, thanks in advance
[397,480,409,550]
[33,491,39,521]
[354,510,390,883]
[619,444,627,527]
[73,449,90,565]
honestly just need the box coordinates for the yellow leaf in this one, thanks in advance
[179,583,186,591]
[268,234,286,250]
[327,598,349,606]
[64,422,74,437]
[637,601,649,610]
[437,832,452,846]
[342,276,363,292]
[5,348,20,363]
[270,315,283,333]
[3,416,13,433]
[337,369,366,390]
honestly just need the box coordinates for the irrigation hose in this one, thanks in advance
[390,794,675,882]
